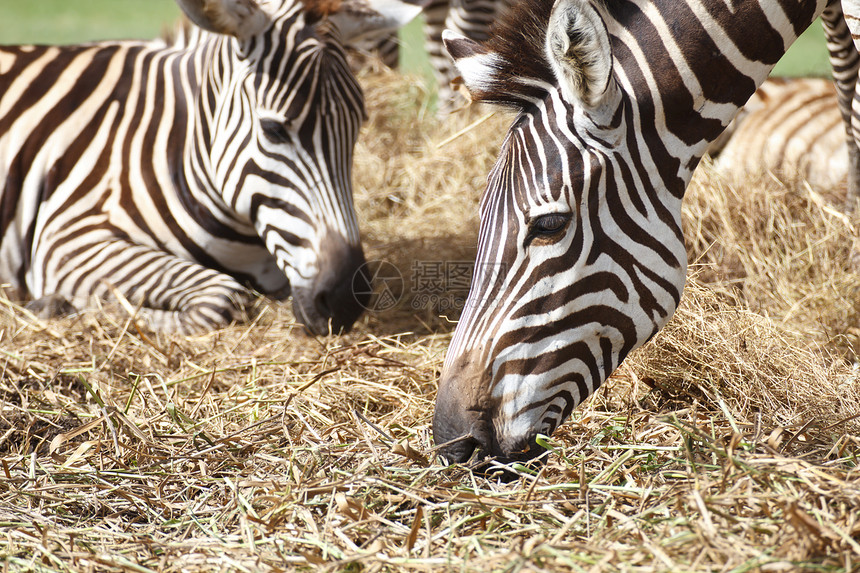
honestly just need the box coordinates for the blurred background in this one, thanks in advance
[0,0,831,80]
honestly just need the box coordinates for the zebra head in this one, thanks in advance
[174,0,421,334]
[434,0,690,464]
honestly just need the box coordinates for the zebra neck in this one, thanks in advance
[177,36,256,234]
[607,0,828,197]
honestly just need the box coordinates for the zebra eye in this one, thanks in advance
[260,118,291,144]
[528,213,570,239]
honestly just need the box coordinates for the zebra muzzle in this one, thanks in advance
[433,351,549,468]
[291,237,370,335]
[433,362,499,464]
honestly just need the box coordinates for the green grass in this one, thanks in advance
[398,17,435,84]
[0,0,180,44]
[0,2,833,79]
[773,19,831,77]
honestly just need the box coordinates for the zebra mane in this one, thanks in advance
[473,0,556,107]
[300,0,345,22]
[161,18,194,48]
[162,0,342,47]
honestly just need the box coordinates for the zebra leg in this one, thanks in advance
[349,31,400,69]
[130,271,253,336]
[826,1,860,206]
[423,0,458,112]
[37,240,252,335]
[376,32,401,68]
[429,0,516,115]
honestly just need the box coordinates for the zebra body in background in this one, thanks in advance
[356,0,511,114]
[432,0,853,465]
[0,0,421,335]
[709,77,847,190]
[422,0,512,113]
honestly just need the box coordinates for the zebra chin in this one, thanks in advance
[289,239,371,335]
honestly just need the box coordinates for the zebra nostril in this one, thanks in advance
[433,391,493,464]
[436,434,481,464]
[314,289,332,319]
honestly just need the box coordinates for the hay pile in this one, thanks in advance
[2,67,860,572]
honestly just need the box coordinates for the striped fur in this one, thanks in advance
[356,0,510,113]
[0,0,419,335]
[433,0,843,465]
[422,0,513,113]
[709,77,847,190]
[822,0,860,197]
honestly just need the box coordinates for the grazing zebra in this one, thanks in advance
[0,0,421,335]
[432,0,854,464]
[708,77,847,190]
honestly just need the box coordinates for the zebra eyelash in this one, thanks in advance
[260,117,292,143]
[525,212,571,246]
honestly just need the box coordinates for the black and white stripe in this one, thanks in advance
[432,0,847,464]
[0,0,420,335]
[823,1,860,198]
[421,0,513,113]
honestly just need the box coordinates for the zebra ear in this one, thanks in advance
[328,0,425,46]
[545,0,613,108]
[174,0,269,40]
[442,30,503,98]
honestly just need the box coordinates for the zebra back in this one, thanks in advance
[709,77,847,191]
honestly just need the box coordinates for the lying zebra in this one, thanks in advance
[708,77,847,191]
[0,0,420,335]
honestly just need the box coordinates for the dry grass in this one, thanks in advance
[2,66,860,572]
[682,160,860,357]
